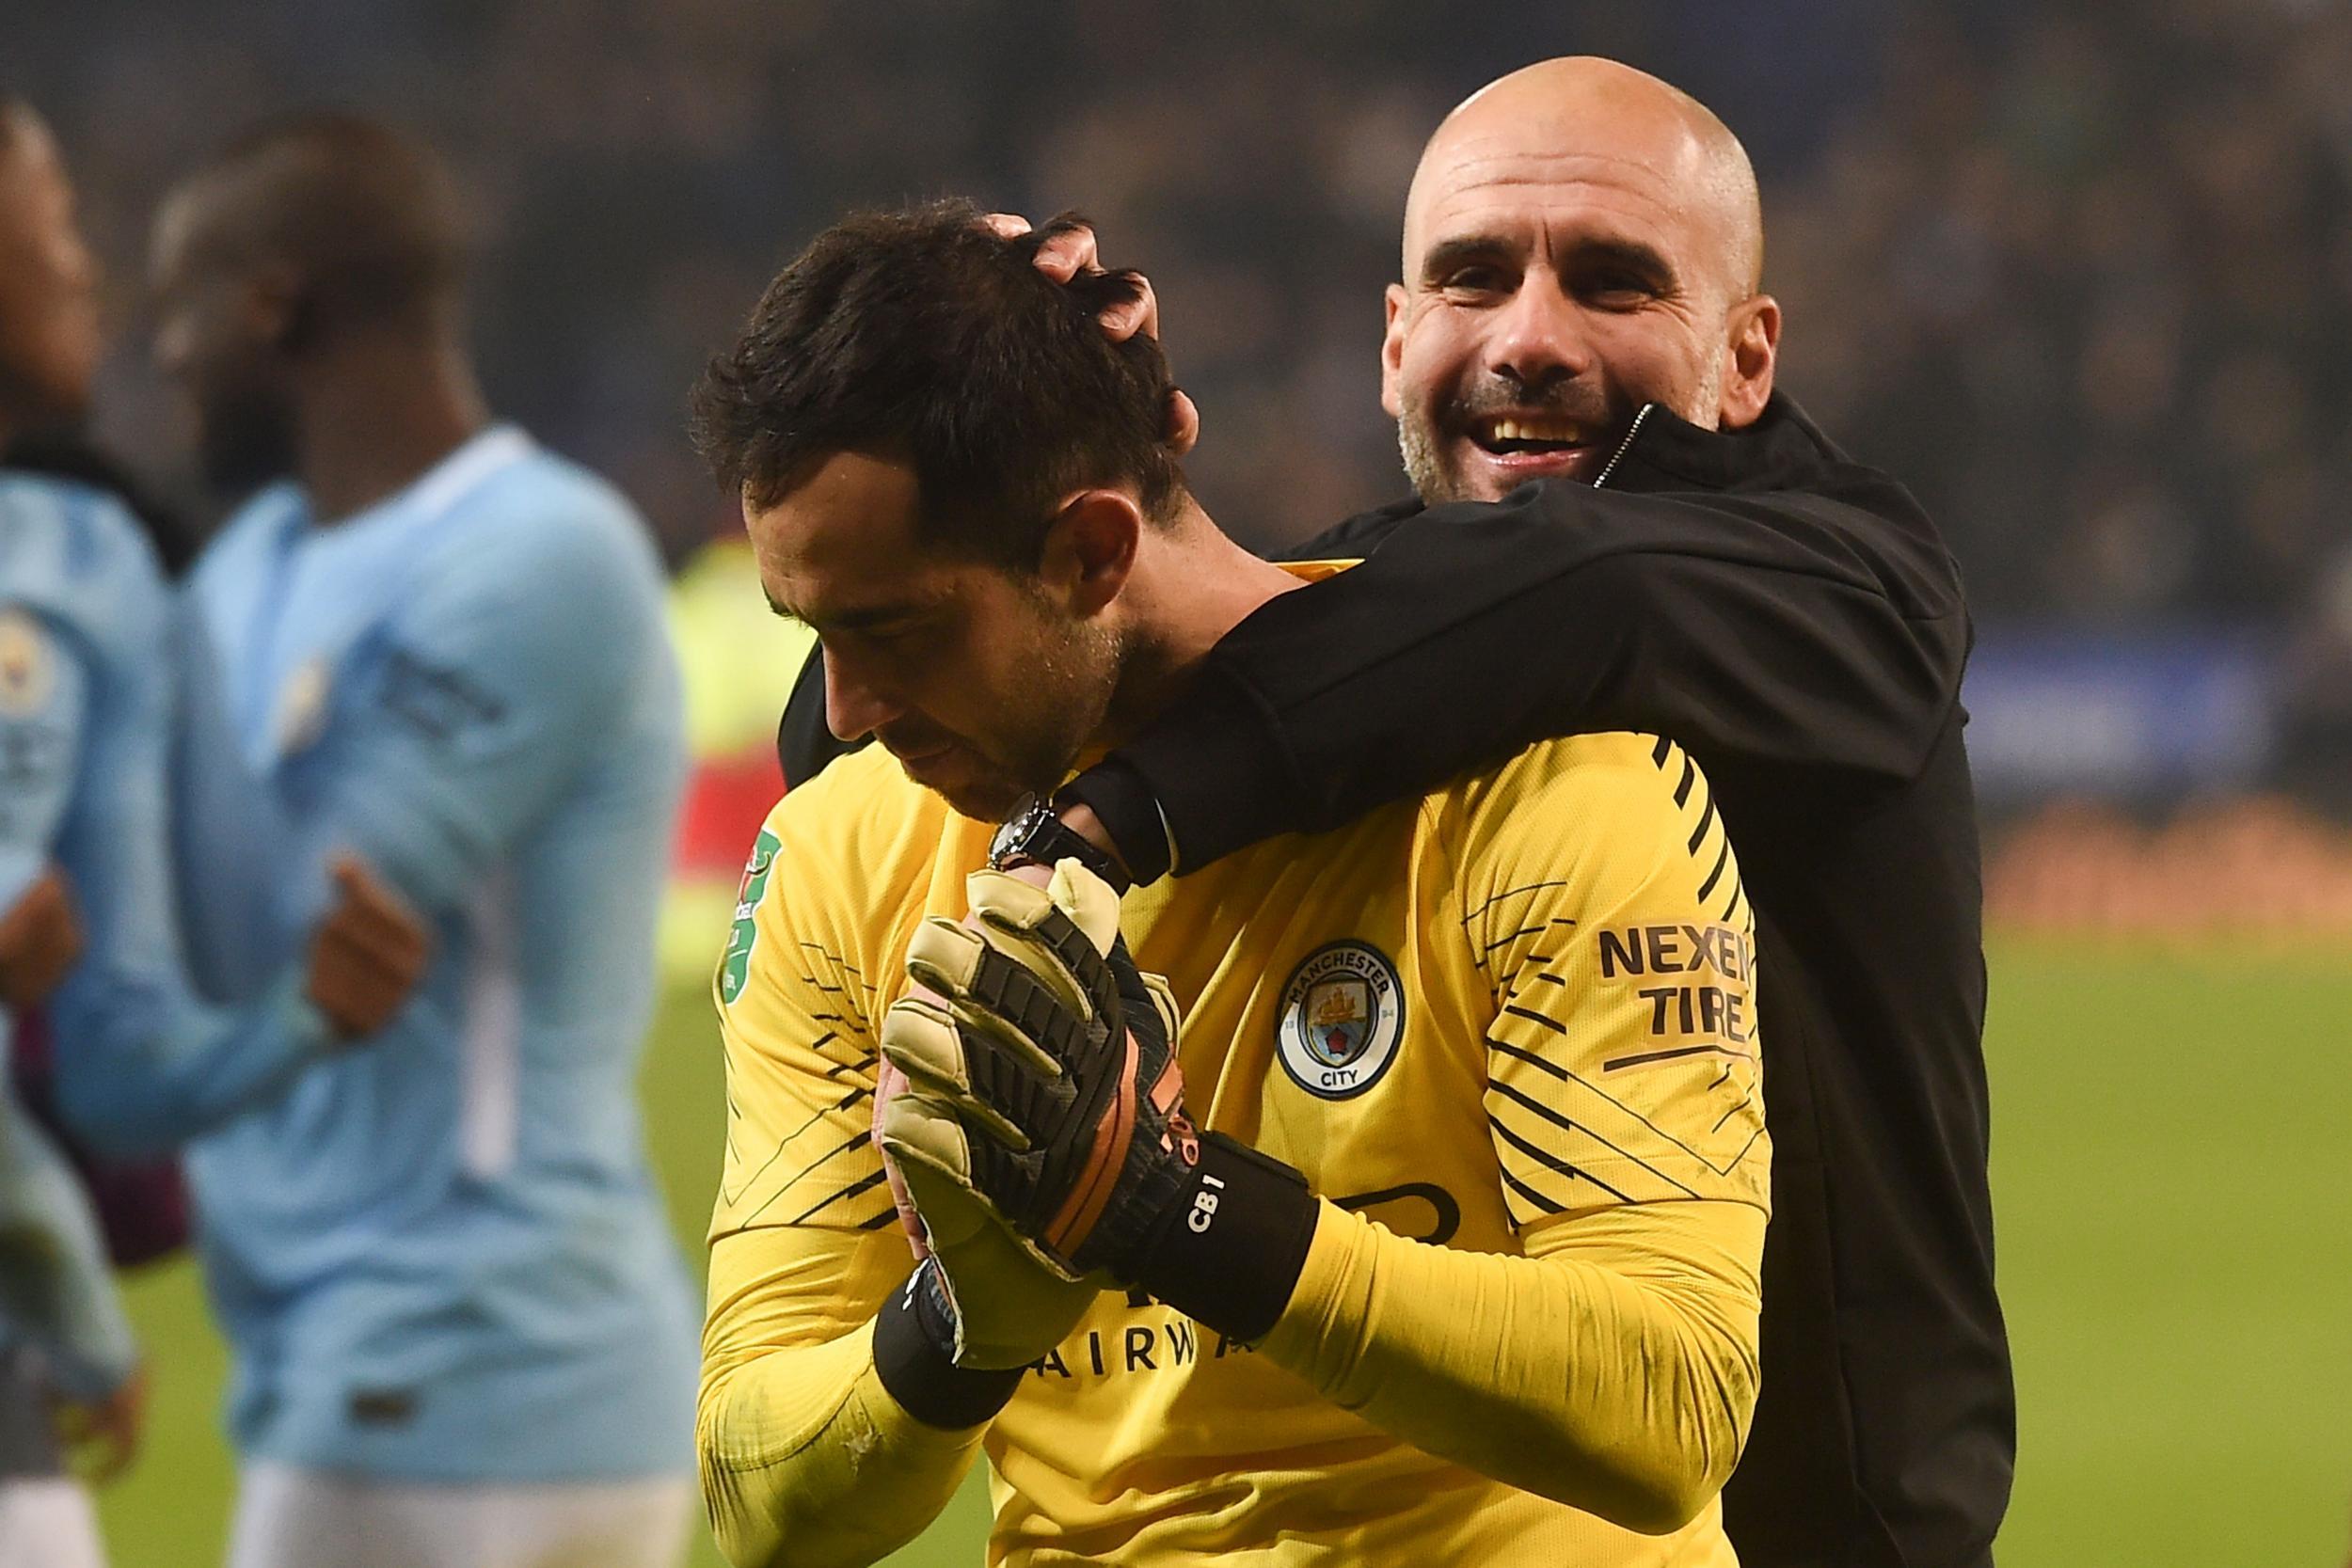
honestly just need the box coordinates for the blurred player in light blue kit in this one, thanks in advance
[146,114,699,1567]
[1,95,432,1567]
[0,111,145,1568]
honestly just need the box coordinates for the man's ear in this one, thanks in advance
[1718,293,1780,430]
[1380,283,1409,419]
[1040,489,1142,616]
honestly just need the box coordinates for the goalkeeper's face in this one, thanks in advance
[749,451,1121,821]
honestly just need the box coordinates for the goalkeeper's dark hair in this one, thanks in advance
[691,198,1185,567]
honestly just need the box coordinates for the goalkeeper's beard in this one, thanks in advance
[917,614,1123,822]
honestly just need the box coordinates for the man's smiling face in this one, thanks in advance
[1381,59,1776,504]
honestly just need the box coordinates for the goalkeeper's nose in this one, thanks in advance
[822,653,905,741]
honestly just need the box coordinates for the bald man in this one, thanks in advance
[1386,59,1772,496]
[785,57,2010,1568]
[147,116,699,1568]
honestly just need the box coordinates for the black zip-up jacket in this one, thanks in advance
[777,392,2014,1568]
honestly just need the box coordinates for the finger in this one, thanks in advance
[873,1060,933,1259]
[876,1093,1001,1249]
[323,900,419,965]
[883,1150,930,1260]
[908,913,1091,1037]
[306,976,370,1037]
[1030,224,1098,283]
[333,863,427,948]
[1137,971,1184,1042]
[312,923,397,989]
[342,920,429,988]
[1130,274,1162,341]
[880,994,977,1092]
[1038,859,1122,950]
[307,959,402,1037]
[966,881,1126,1042]
[1165,388,1201,457]
[881,996,1037,1147]
[906,944,1094,1082]
[963,868,1110,983]
[980,212,1033,240]
[1096,293,1148,342]
[881,1091,1041,1260]
[965,863,1120,954]
[322,884,433,979]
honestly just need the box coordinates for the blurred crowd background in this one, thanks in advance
[14,0,2352,928]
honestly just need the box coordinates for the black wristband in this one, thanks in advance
[1056,763,1173,884]
[1133,1133,1320,1343]
[870,1261,1025,1431]
[991,794,1133,894]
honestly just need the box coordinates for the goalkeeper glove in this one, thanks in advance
[878,859,1319,1342]
[868,1057,1104,1372]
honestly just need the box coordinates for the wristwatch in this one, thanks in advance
[989,793,1133,893]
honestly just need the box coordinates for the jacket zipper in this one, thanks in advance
[1592,404,1654,489]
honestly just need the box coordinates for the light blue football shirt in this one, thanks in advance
[171,427,698,1481]
[0,469,182,1401]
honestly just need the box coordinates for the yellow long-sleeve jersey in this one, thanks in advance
[701,728,1771,1568]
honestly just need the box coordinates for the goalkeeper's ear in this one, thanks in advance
[1036,487,1142,619]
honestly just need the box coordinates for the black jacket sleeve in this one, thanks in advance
[1063,443,1970,882]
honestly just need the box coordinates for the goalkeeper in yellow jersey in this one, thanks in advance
[688,201,1771,1568]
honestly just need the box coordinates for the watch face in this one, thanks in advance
[990,794,1047,867]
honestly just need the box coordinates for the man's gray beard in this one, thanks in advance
[1396,407,1470,505]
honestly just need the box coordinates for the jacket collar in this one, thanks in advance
[1594,390,1849,496]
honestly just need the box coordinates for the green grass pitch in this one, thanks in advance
[92,940,2352,1565]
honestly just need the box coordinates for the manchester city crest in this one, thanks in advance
[275,655,333,754]
[1278,941,1405,1100]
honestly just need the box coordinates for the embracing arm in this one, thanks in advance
[1066,444,1968,879]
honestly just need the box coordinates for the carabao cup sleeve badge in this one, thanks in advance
[719,827,781,1006]
[1278,941,1405,1100]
